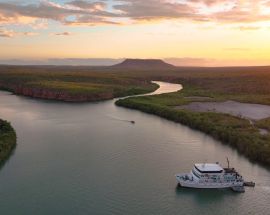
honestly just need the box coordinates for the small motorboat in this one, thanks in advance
[244,181,255,187]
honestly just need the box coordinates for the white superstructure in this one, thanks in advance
[176,163,244,189]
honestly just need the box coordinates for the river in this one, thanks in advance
[0,82,269,215]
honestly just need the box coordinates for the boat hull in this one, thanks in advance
[176,174,243,189]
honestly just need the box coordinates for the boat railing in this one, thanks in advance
[224,168,237,173]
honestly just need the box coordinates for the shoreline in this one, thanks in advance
[0,119,17,165]
[176,100,270,121]
[0,82,158,103]
[116,83,270,167]
[2,80,270,167]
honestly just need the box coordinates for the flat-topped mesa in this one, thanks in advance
[111,59,176,70]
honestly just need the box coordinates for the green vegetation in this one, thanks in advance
[2,65,270,103]
[2,64,270,166]
[256,118,270,131]
[116,80,270,166]
[0,119,16,165]
[0,65,158,101]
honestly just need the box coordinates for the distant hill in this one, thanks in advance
[111,59,176,70]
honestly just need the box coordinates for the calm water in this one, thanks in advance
[0,83,269,215]
[179,100,270,120]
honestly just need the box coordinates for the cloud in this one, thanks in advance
[234,26,261,31]
[67,0,107,10]
[0,1,86,22]
[0,27,39,38]
[165,57,214,67]
[164,57,270,67]
[0,58,123,66]
[0,0,270,29]
[113,0,199,21]
[53,31,73,36]
[113,0,270,23]
[0,57,269,67]
[0,0,119,26]
[223,48,250,51]
[22,32,39,36]
[64,15,121,26]
[31,19,49,29]
[0,28,14,38]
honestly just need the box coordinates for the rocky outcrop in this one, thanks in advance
[0,83,114,102]
[111,59,176,70]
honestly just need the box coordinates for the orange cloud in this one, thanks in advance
[0,28,14,38]
[0,27,39,38]
[0,0,269,28]
[53,32,73,36]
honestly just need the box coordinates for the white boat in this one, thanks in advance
[176,162,244,189]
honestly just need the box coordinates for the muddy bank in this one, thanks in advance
[177,100,270,121]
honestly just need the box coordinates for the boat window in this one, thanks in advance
[192,169,201,178]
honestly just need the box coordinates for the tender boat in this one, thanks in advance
[176,162,244,190]
[244,181,255,187]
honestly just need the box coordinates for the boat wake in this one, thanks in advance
[106,115,135,124]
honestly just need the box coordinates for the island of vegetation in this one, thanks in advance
[0,119,16,165]
[1,59,270,166]
[0,63,158,102]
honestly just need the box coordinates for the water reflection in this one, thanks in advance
[0,82,269,215]
[146,81,183,96]
[175,185,238,203]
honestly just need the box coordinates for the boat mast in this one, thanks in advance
[226,157,230,168]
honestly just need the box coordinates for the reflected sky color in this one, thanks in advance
[0,86,270,214]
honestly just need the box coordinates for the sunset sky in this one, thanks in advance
[1,0,270,66]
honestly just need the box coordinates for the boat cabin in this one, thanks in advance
[194,163,223,174]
